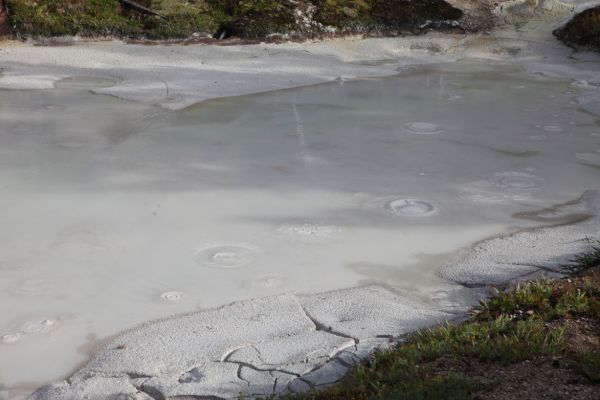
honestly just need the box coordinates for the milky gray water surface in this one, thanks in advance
[1,60,599,398]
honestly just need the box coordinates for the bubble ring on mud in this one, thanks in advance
[494,172,542,190]
[21,319,57,334]
[195,243,262,269]
[404,122,443,135]
[160,291,183,302]
[1,333,22,344]
[385,199,436,217]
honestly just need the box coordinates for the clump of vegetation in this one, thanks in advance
[565,239,600,273]
[554,5,600,52]
[275,249,600,400]
[3,0,221,38]
[311,0,373,30]
[4,0,139,37]
[311,0,463,33]
[368,0,463,32]
[144,0,218,39]
[205,0,298,38]
[2,0,465,39]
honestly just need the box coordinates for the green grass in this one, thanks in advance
[3,0,465,39]
[566,239,600,274]
[273,316,565,400]
[5,0,139,37]
[275,249,600,400]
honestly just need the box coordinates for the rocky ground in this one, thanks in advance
[554,4,600,51]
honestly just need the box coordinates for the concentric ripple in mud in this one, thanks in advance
[495,172,543,190]
[195,243,261,269]
[1,333,21,344]
[385,199,437,217]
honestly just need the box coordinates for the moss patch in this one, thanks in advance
[3,0,465,39]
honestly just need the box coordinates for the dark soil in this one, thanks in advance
[554,5,600,52]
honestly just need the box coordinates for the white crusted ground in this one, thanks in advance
[439,190,600,286]
[29,289,451,400]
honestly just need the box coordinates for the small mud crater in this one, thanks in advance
[21,319,57,334]
[404,122,443,135]
[1,333,22,344]
[495,172,542,190]
[385,199,436,217]
[195,243,261,269]
[160,291,183,302]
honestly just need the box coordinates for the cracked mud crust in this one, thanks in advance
[28,192,600,399]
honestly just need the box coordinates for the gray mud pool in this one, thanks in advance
[1,60,599,398]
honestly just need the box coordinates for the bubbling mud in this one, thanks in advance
[3,60,600,398]
[160,292,183,302]
[404,122,443,135]
[195,243,262,269]
[495,172,543,190]
[385,199,437,217]
[1,333,22,344]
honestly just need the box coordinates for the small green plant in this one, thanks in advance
[573,352,600,382]
[476,281,554,320]
[566,239,600,273]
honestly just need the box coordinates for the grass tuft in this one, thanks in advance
[275,248,600,400]
[565,239,600,274]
